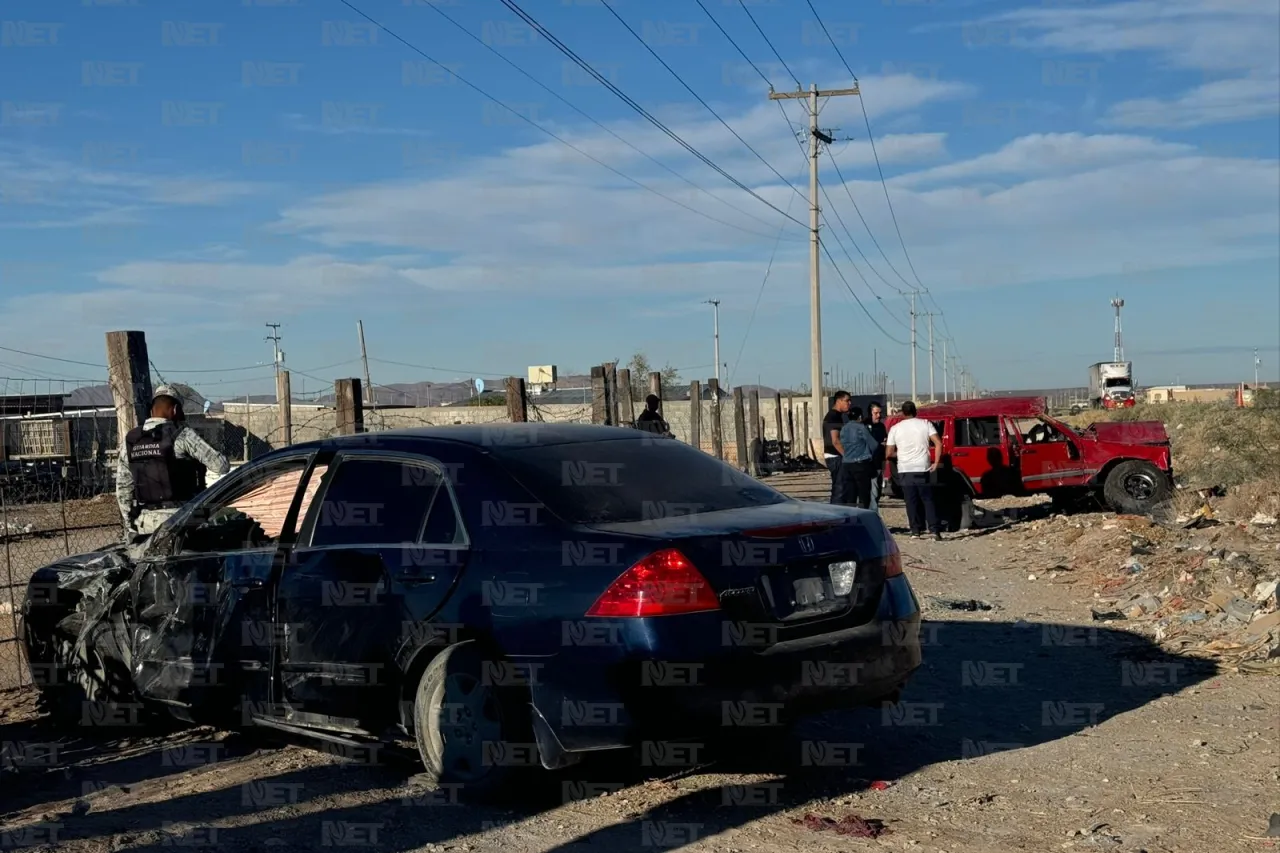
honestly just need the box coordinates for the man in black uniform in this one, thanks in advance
[822,391,852,503]
[634,394,673,438]
[116,385,229,541]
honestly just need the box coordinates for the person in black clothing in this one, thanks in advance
[866,400,888,512]
[822,391,852,503]
[634,394,672,437]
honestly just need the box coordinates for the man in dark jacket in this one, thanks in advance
[634,394,672,437]
[866,401,888,511]
[822,391,852,502]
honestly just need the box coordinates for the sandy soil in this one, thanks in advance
[1,473,1276,853]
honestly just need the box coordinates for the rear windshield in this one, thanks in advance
[495,438,789,524]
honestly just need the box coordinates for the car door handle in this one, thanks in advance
[231,577,265,589]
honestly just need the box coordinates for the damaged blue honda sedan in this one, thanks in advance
[22,424,922,796]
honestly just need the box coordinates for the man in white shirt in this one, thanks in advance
[885,401,944,540]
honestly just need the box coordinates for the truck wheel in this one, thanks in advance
[1103,460,1171,515]
[412,641,534,800]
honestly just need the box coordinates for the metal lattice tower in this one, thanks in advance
[1110,298,1125,362]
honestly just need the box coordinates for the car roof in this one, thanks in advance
[889,396,1048,420]
[285,423,649,454]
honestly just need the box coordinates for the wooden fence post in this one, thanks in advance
[773,392,784,445]
[617,368,635,426]
[506,377,528,422]
[747,389,761,476]
[105,331,152,441]
[335,378,364,435]
[590,366,608,424]
[733,387,748,471]
[786,399,795,452]
[801,403,810,457]
[648,371,662,402]
[688,381,701,451]
[708,378,723,459]
[277,369,293,446]
[604,363,620,426]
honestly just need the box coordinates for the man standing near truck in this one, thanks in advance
[866,401,888,512]
[885,401,944,540]
[822,391,852,503]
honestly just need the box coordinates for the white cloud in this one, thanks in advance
[1104,75,1280,129]
[978,0,1280,129]
[896,133,1195,186]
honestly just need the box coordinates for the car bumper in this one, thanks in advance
[526,575,922,754]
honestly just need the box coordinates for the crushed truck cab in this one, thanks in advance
[884,396,1172,518]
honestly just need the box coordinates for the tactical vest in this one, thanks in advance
[125,421,202,508]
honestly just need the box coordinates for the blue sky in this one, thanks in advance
[0,0,1277,400]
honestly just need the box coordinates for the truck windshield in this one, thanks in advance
[1104,378,1130,388]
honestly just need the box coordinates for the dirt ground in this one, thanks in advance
[1,473,1277,853]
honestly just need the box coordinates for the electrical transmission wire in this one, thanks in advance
[772,99,912,336]
[336,0,805,235]
[819,239,908,346]
[591,0,805,203]
[726,193,797,390]
[414,0,802,241]
[735,0,803,89]
[804,0,965,365]
[486,0,805,228]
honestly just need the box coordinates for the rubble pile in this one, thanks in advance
[996,502,1280,674]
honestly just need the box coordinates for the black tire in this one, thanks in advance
[411,641,534,799]
[1103,460,1171,515]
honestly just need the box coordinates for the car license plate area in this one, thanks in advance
[763,557,857,623]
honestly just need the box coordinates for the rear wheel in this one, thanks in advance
[412,641,534,799]
[1103,460,1171,515]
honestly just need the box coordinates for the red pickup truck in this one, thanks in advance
[884,396,1173,527]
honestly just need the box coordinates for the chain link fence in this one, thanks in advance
[1,381,122,690]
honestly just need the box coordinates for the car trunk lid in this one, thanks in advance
[587,502,892,641]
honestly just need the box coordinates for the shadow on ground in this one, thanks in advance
[0,620,1215,852]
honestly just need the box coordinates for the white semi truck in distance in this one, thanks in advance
[1089,361,1136,409]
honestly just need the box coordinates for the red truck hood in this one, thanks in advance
[1081,420,1169,446]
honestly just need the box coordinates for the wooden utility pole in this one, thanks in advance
[707,378,723,459]
[688,380,702,451]
[732,387,748,472]
[617,368,635,426]
[105,331,152,441]
[505,377,528,422]
[276,369,293,446]
[590,367,608,424]
[356,320,374,406]
[747,388,761,476]
[335,378,364,435]
[769,82,859,444]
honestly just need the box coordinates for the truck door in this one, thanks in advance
[1009,417,1085,489]
[953,415,1014,496]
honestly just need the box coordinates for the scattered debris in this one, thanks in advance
[927,597,995,612]
[792,813,890,839]
[868,780,894,792]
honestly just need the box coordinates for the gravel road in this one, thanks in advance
[1,473,1275,853]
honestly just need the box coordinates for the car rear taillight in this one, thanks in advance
[585,549,720,618]
[884,538,904,578]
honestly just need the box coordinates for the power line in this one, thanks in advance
[593,0,806,203]
[822,147,913,294]
[694,0,771,89]
[773,99,911,334]
[727,193,797,389]
[735,0,803,89]
[819,238,908,346]
[367,357,513,380]
[338,0,804,235]
[486,0,806,229]
[413,0,802,242]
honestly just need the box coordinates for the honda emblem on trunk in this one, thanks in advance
[798,535,815,554]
